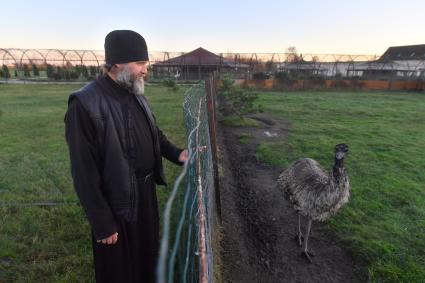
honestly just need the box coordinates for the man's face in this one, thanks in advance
[115,61,149,95]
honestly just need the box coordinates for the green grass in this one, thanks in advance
[220,115,259,127]
[0,84,187,282]
[254,90,425,282]
[238,133,251,144]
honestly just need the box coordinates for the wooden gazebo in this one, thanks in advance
[152,47,248,80]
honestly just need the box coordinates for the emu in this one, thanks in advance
[277,144,350,263]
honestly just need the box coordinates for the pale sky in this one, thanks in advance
[2,0,424,55]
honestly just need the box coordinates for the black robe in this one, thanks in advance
[65,76,182,282]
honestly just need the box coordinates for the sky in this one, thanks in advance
[2,0,425,55]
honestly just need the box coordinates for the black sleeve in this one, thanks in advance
[157,126,183,166]
[64,98,117,240]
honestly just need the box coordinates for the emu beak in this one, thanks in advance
[336,152,345,159]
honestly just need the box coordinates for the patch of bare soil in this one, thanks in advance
[217,112,367,283]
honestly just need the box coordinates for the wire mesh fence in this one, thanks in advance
[157,76,219,283]
[0,75,220,282]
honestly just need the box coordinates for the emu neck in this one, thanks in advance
[332,157,345,182]
[334,157,344,168]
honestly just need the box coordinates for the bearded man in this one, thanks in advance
[65,30,188,283]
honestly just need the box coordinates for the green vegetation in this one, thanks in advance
[162,78,179,92]
[32,64,40,77]
[255,90,425,282]
[238,133,251,145]
[218,76,259,117]
[1,65,11,79]
[1,65,101,81]
[220,116,259,127]
[252,72,269,80]
[0,84,187,282]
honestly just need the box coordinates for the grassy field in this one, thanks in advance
[254,90,425,282]
[1,84,424,282]
[0,83,187,282]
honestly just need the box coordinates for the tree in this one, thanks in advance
[32,64,39,76]
[46,64,55,78]
[218,76,259,117]
[54,66,63,80]
[2,65,11,79]
[89,65,97,76]
[252,72,269,80]
[23,64,31,77]
[265,60,275,72]
[80,65,89,78]
[286,46,302,63]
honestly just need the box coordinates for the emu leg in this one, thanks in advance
[302,218,314,263]
[294,213,304,246]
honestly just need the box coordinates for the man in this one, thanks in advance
[65,30,188,283]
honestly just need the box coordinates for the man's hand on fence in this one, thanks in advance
[178,149,189,163]
[97,232,118,245]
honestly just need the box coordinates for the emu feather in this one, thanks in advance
[277,144,351,262]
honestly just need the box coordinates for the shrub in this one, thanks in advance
[162,78,176,88]
[2,65,11,79]
[64,69,71,80]
[274,71,296,86]
[78,65,88,78]
[218,75,234,94]
[70,71,80,80]
[23,64,31,77]
[252,72,269,80]
[52,67,63,81]
[89,66,98,76]
[32,64,39,76]
[162,78,179,91]
[53,72,62,81]
[227,87,258,117]
[218,76,259,117]
[46,64,55,78]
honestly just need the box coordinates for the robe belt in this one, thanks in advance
[135,170,154,183]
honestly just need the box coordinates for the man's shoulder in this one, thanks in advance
[68,77,109,118]
[70,78,104,101]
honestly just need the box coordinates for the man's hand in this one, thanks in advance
[178,149,189,163]
[97,232,118,245]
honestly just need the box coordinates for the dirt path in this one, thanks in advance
[217,112,367,283]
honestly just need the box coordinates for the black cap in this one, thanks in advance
[104,30,149,65]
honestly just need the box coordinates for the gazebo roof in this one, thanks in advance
[153,47,248,68]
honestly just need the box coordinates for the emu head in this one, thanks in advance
[334,143,349,160]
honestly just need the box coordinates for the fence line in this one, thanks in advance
[157,76,219,282]
[2,48,424,81]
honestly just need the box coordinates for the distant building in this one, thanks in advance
[152,47,249,80]
[353,44,425,79]
[277,45,425,80]
[277,60,360,78]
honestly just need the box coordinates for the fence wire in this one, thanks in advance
[157,83,216,283]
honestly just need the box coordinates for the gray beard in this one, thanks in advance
[116,65,145,95]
